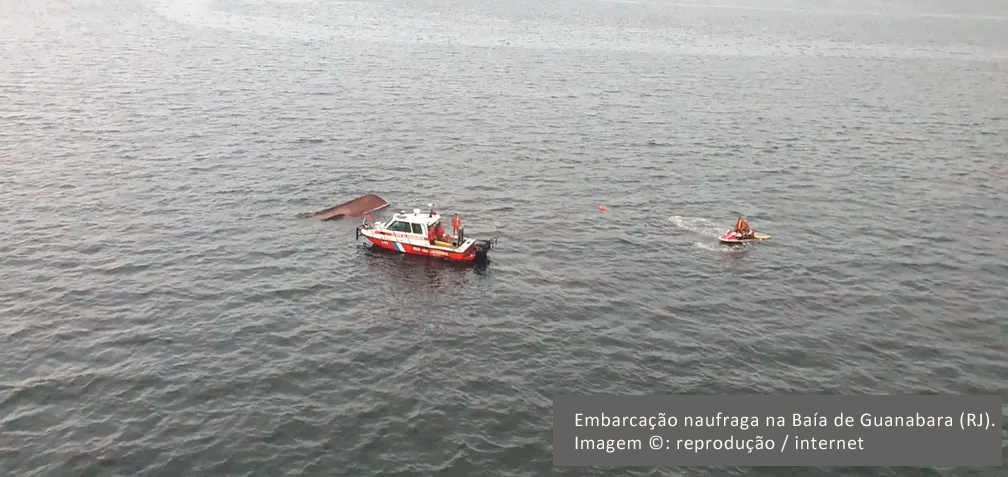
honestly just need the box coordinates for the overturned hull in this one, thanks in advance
[300,194,389,221]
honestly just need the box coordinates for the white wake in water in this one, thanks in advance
[148,0,1008,60]
[669,215,746,252]
[153,0,336,41]
[669,215,725,237]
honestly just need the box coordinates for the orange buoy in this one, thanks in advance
[599,205,607,211]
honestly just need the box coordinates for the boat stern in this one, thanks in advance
[473,237,497,263]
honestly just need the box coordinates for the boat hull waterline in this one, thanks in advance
[364,234,483,261]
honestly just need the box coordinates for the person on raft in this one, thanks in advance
[734,216,754,239]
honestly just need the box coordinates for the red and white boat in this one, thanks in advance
[356,204,496,262]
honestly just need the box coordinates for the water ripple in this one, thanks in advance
[1,0,1006,476]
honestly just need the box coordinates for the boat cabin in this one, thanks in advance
[377,208,441,236]
[366,206,471,251]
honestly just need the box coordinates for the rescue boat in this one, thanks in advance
[355,204,497,263]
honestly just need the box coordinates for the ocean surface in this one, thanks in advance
[1,0,1006,475]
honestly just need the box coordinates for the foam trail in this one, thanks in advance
[597,0,1008,21]
[154,0,310,39]
[669,215,752,253]
[693,241,747,253]
[669,215,725,237]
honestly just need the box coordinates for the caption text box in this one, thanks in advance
[553,395,1002,466]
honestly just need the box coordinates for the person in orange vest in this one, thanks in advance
[735,216,753,239]
[451,215,461,246]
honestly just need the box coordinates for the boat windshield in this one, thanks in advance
[385,221,412,233]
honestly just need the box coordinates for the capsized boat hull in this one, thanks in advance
[302,193,389,221]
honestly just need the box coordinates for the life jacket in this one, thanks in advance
[452,215,461,231]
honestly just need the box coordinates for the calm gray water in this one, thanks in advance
[2,0,1006,475]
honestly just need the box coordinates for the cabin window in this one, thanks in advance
[386,221,411,232]
[411,223,424,235]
